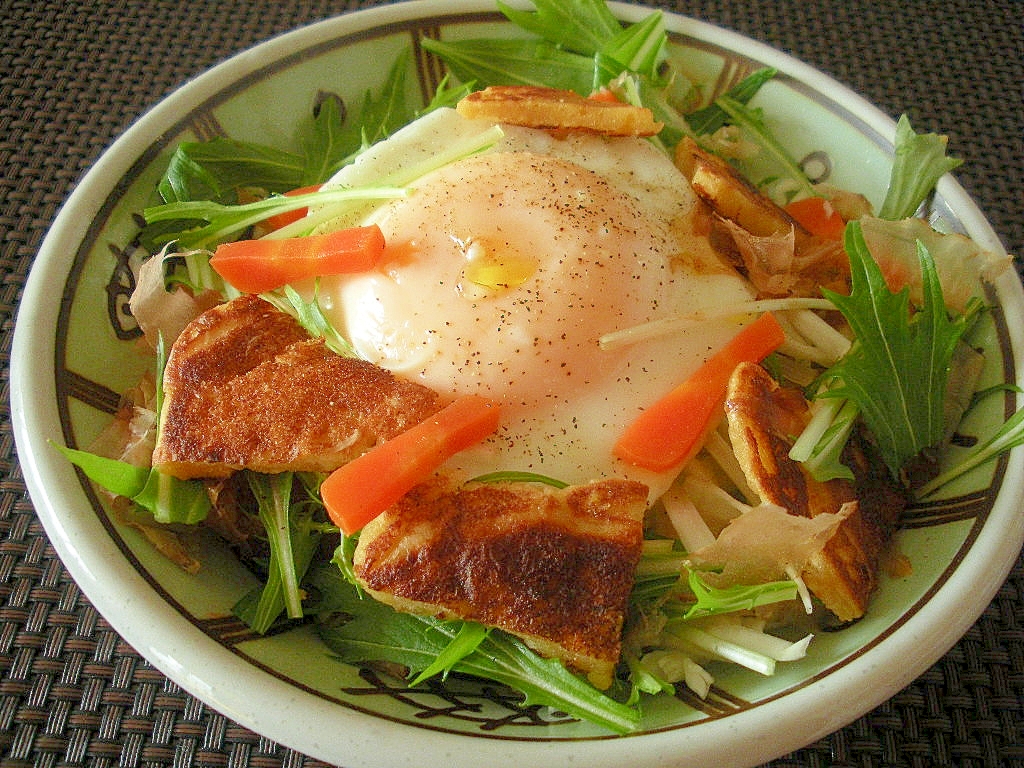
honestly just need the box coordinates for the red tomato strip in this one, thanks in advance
[321,395,502,535]
[210,225,386,293]
[613,312,786,472]
[785,196,846,240]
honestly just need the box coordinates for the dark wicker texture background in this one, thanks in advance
[2,1,1021,766]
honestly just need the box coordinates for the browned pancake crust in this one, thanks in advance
[152,295,441,479]
[456,85,663,136]
[725,361,903,621]
[674,137,850,298]
[353,475,648,688]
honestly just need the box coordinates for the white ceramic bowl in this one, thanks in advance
[11,2,1024,766]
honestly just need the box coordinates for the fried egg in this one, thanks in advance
[319,108,755,499]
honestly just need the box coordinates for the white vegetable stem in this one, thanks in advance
[598,297,836,351]
[665,624,777,676]
[663,488,716,552]
[699,617,813,662]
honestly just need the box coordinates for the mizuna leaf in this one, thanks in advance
[820,221,982,478]
[879,114,963,220]
[310,565,640,733]
[496,0,623,56]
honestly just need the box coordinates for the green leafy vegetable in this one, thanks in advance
[253,472,303,619]
[421,0,781,161]
[629,559,801,620]
[329,536,361,593]
[469,470,569,488]
[53,336,211,525]
[419,73,476,113]
[788,384,859,482]
[630,573,684,605]
[407,622,490,686]
[594,9,666,82]
[879,114,963,220]
[685,67,777,135]
[791,120,979,484]
[679,569,800,620]
[496,0,622,55]
[146,115,505,250]
[234,472,326,633]
[420,38,598,94]
[624,652,676,698]
[714,95,816,201]
[143,185,407,249]
[627,66,777,152]
[166,247,238,299]
[329,50,421,163]
[635,547,688,581]
[422,0,666,97]
[916,402,1024,497]
[819,221,983,478]
[261,284,357,358]
[53,444,150,499]
[132,466,211,525]
[309,565,640,733]
[57,441,210,524]
[142,50,438,250]
[157,139,306,206]
[154,51,419,208]
[298,93,355,189]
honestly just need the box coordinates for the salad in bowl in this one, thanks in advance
[15,1,1022,765]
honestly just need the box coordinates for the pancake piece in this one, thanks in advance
[353,475,649,689]
[674,137,850,298]
[456,85,662,136]
[724,361,903,621]
[152,294,441,480]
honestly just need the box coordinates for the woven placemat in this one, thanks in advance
[2,1,1021,766]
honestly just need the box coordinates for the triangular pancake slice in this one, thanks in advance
[152,294,441,480]
[353,474,648,689]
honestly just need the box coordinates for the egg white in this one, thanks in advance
[319,108,755,500]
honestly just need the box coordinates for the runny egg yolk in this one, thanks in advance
[325,128,754,498]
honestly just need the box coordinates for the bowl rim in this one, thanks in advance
[10,2,1023,767]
